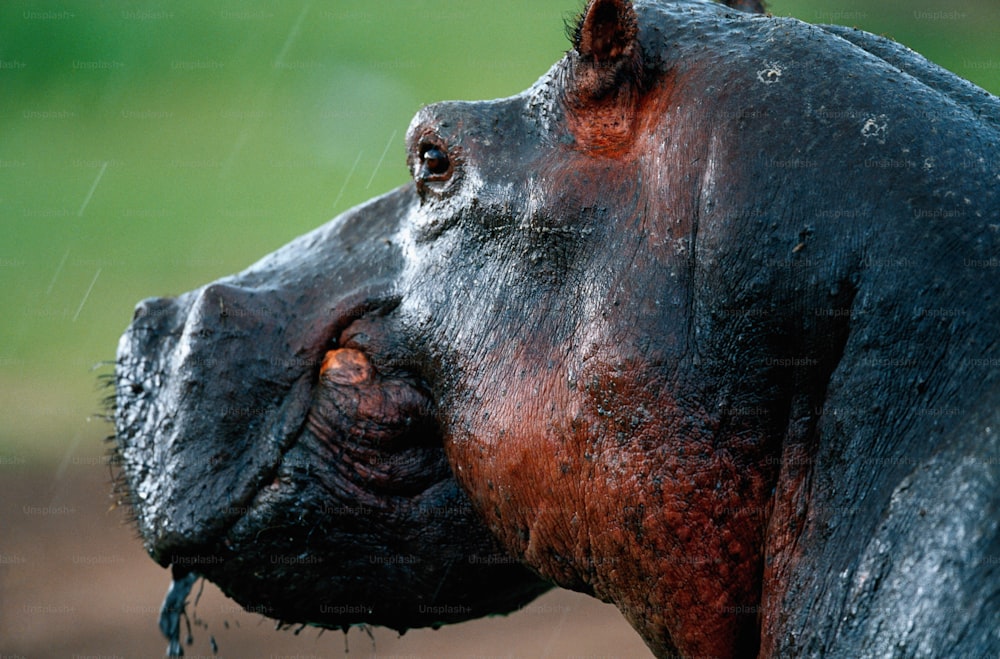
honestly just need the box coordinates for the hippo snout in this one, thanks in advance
[116,282,314,565]
[113,186,550,632]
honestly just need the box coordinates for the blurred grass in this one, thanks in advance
[1,0,997,462]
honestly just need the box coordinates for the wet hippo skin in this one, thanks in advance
[114,0,1000,657]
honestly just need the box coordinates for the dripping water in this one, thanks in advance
[159,566,199,657]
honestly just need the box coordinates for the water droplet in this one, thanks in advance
[159,567,199,657]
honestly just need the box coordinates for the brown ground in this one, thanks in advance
[0,450,653,659]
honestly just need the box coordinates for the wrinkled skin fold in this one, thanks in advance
[115,1,1000,657]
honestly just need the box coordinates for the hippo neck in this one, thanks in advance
[583,405,777,658]
[442,353,791,658]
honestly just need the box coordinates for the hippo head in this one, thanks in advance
[116,0,1000,657]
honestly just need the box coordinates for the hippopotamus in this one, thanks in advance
[113,0,1000,656]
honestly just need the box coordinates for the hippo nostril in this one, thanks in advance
[133,296,178,322]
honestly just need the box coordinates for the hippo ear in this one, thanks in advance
[572,0,638,63]
[569,0,642,100]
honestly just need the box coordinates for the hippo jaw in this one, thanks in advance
[113,187,551,632]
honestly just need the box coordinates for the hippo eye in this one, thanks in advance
[419,145,451,178]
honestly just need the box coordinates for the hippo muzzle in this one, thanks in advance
[114,185,550,631]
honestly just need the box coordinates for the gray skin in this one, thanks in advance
[114,0,1000,657]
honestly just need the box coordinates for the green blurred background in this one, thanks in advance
[0,0,998,655]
